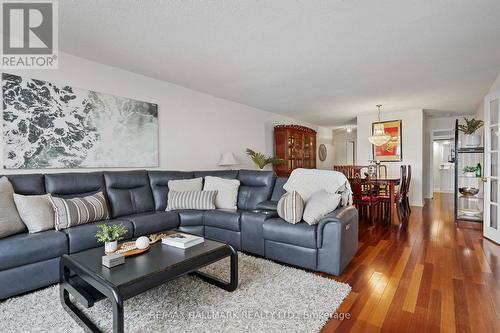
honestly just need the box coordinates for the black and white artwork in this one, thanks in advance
[2,73,158,169]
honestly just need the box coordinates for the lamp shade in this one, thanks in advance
[218,152,238,166]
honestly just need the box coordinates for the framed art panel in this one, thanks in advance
[2,73,158,169]
[372,120,402,162]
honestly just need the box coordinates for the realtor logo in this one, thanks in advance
[1,1,58,69]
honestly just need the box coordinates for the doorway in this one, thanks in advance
[432,136,455,194]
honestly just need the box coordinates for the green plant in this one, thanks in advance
[463,166,477,173]
[245,148,284,169]
[95,224,127,243]
[458,117,484,134]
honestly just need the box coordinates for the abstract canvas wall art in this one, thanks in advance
[2,73,158,169]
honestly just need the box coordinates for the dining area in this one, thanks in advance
[334,164,412,226]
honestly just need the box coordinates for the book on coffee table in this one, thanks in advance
[162,232,204,249]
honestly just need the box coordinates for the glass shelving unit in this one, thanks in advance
[454,120,485,223]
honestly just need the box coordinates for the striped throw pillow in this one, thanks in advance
[50,192,110,230]
[277,191,304,224]
[166,190,217,211]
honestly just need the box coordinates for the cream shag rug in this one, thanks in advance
[0,253,350,333]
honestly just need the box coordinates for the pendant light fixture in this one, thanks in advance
[368,104,391,146]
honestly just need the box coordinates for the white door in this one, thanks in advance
[484,90,500,244]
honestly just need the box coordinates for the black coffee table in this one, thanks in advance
[60,237,238,333]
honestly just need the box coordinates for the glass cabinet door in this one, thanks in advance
[484,93,500,243]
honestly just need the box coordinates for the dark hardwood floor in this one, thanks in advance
[321,193,500,333]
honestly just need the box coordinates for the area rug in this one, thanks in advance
[0,253,350,333]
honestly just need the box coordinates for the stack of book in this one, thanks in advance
[162,232,204,249]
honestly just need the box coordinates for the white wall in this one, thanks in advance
[316,127,335,170]
[0,52,333,174]
[356,109,424,206]
[476,72,500,119]
[333,129,357,165]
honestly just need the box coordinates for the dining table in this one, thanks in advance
[348,177,401,225]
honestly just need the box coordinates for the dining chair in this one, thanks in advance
[403,165,412,214]
[378,165,407,223]
[378,164,387,179]
[351,170,382,226]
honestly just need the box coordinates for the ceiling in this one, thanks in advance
[59,0,500,126]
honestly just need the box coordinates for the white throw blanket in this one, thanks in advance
[283,168,353,206]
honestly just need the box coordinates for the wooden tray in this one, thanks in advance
[106,242,150,257]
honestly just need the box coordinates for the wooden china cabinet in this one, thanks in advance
[274,125,317,177]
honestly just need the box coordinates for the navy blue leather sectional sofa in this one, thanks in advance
[0,169,358,300]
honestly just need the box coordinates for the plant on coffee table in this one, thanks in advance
[95,224,128,253]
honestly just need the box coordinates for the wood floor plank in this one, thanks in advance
[367,247,412,327]
[402,264,424,313]
[473,243,493,273]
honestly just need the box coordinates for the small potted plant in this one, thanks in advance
[246,148,284,170]
[463,166,477,178]
[458,117,484,147]
[95,224,128,253]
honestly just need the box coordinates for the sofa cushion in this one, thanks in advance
[0,257,61,300]
[0,177,26,238]
[104,171,155,218]
[62,219,133,253]
[271,177,287,201]
[4,174,45,195]
[45,172,105,198]
[148,171,195,211]
[120,211,180,237]
[240,211,277,256]
[178,210,204,226]
[255,200,278,211]
[194,170,238,180]
[237,170,276,210]
[0,230,67,270]
[203,210,241,232]
[205,226,241,249]
[263,218,317,249]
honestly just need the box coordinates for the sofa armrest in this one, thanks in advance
[255,200,278,211]
[316,205,358,248]
[316,206,358,276]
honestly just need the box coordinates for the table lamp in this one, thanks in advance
[218,152,238,169]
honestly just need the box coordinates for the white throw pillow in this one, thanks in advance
[13,193,55,233]
[0,177,26,238]
[168,177,203,192]
[203,176,240,210]
[277,191,304,224]
[303,190,341,225]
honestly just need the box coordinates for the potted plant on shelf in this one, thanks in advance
[245,148,284,169]
[95,224,128,253]
[463,166,477,178]
[458,117,484,147]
